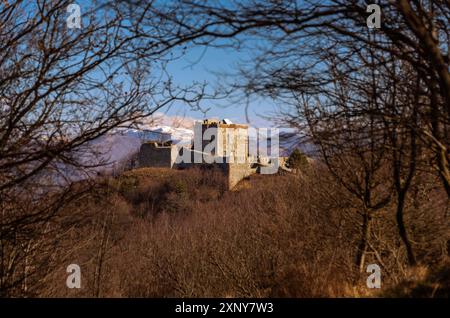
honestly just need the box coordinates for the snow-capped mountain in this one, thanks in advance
[46,114,313,185]
[87,125,194,172]
[43,123,195,186]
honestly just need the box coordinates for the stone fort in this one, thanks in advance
[138,119,286,189]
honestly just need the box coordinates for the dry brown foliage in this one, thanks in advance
[30,166,449,298]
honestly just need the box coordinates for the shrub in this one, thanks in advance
[286,149,309,170]
[36,166,450,298]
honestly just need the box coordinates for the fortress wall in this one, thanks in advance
[138,143,174,168]
[138,144,257,190]
[224,163,256,190]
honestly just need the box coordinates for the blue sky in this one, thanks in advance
[72,0,279,128]
[165,45,278,127]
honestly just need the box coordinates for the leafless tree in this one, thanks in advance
[0,0,212,296]
[144,0,448,196]
[139,0,448,267]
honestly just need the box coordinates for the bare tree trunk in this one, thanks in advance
[355,210,371,272]
[93,210,111,298]
[397,0,450,110]
[430,80,450,199]
[436,148,450,199]
[0,193,3,296]
[396,192,417,266]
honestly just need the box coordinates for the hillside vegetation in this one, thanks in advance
[31,166,449,298]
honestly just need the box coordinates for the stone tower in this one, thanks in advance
[195,119,249,163]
